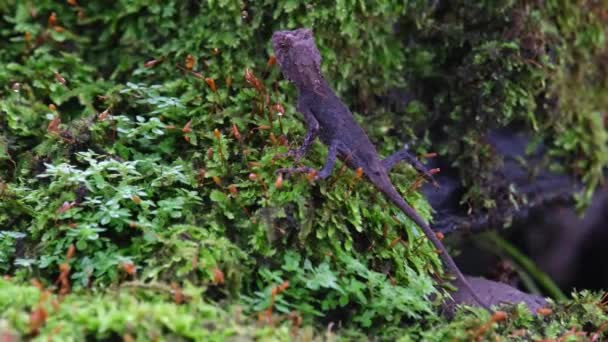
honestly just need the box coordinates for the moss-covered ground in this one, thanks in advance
[1,1,607,340]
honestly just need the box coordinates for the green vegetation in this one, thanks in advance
[395,1,608,211]
[2,278,607,341]
[1,0,606,340]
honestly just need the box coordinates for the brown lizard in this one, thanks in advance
[272,28,489,310]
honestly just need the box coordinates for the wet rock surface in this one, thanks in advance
[423,127,607,309]
[422,128,582,235]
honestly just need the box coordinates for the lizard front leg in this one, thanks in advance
[382,145,438,185]
[277,140,339,180]
[316,141,339,179]
[286,103,320,161]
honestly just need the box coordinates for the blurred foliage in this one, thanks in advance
[0,0,607,340]
[393,0,607,211]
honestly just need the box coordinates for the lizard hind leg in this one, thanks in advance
[382,145,438,186]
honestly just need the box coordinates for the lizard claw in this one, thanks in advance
[424,168,441,188]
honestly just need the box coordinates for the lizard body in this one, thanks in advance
[272,28,489,310]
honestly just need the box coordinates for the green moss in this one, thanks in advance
[401,291,608,341]
[0,0,607,340]
[0,1,442,336]
[0,278,296,341]
[390,0,607,211]
[540,0,608,207]
[2,278,607,341]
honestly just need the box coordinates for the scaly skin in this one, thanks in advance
[272,28,490,310]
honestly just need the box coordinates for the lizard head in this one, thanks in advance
[271,28,322,86]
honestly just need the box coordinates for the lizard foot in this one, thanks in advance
[420,166,440,188]
[382,146,440,187]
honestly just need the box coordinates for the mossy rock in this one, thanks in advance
[0,0,606,340]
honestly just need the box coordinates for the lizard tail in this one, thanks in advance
[376,180,491,310]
